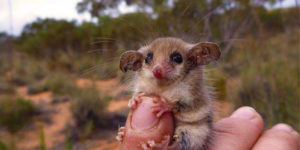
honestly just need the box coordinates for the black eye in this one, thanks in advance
[170,52,183,64]
[145,53,153,64]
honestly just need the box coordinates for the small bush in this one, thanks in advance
[0,97,36,134]
[71,87,108,138]
[227,30,300,130]
[27,83,48,95]
[39,126,47,150]
[84,59,119,80]
[0,56,10,76]
[42,73,77,96]
[10,54,47,85]
[64,137,73,150]
[0,79,15,94]
[98,60,118,79]
[103,95,113,102]
[0,141,7,150]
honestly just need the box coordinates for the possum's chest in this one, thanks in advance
[136,80,209,123]
[136,81,194,104]
[160,83,194,104]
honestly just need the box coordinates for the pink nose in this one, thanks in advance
[152,67,163,79]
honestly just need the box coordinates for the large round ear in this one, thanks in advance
[119,51,144,72]
[187,42,221,66]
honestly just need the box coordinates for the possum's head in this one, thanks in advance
[120,38,221,86]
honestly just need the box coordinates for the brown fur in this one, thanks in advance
[120,37,220,150]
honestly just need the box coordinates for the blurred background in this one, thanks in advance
[0,0,299,149]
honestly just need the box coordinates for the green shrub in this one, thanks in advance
[227,30,300,130]
[71,87,108,138]
[27,83,48,95]
[0,79,15,94]
[0,56,10,76]
[0,141,7,150]
[0,97,36,134]
[42,73,77,96]
[39,126,47,150]
[103,95,113,102]
[81,58,119,80]
[10,54,47,85]
[64,137,73,150]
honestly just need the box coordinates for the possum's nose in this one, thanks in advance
[153,66,163,79]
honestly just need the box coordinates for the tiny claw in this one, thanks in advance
[118,132,124,136]
[116,126,126,142]
[147,140,156,147]
[141,143,151,150]
[140,136,170,150]
[173,134,179,141]
[137,92,146,97]
[160,96,169,103]
[128,97,141,109]
[151,101,173,118]
[141,140,156,150]
[119,127,126,132]
[152,97,160,103]
[116,135,122,141]
[128,92,147,109]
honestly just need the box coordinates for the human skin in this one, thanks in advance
[122,105,300,150]
[121,97,174,150]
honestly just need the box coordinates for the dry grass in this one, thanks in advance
[225,29,300,130]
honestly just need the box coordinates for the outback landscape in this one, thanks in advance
[0,0,299,149]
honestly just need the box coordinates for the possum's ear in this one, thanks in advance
[187,42,221,66]
[120,51,144,72]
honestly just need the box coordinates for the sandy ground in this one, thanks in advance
[76,78,128,97]
[1,78,232,150]
[14,86,73,149]
[7,78,127,150]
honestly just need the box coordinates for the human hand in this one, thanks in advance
[120,104,300,150]
[119,96,174,150]
[210,106,300,150]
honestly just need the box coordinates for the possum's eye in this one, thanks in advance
[170,52,183,64]
[145,52,153,64]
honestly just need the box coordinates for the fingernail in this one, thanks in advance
[272,123,293,132]
[230,106,256,120]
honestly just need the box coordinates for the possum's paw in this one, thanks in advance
[128,93,145,109]
[116,126,126,142]
[141,135,170,150]
[172,134,179,140]
[151,98,173,118]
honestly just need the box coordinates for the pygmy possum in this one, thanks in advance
[117,37,221,150]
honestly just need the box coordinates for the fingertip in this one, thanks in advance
[253,123,300,150]
[271,123,300,141]
[230,106,264,129]
[211,106,264,150]
[272,123,294,132]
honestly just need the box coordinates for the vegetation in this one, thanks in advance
[0,141,7,150]
[225,30,300,129]
[39,126,47,150]
[64,138,73,150]
[0,0,298,149]
[42,73,77,96]
[71,87,108,138]
[0,97,36,134]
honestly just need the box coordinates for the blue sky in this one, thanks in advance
[0,0,297,36]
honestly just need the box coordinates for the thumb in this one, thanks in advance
[121,99,174,150]
[209,106,264,150]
